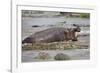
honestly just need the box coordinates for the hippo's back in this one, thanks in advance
[34,27,66,37]
[32,27,67,43]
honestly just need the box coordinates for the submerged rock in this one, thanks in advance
[54,53,70,60]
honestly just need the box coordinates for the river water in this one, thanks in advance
[22,16,90,62]
[22,49,90,62]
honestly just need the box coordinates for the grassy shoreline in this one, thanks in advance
[22,41,89,50]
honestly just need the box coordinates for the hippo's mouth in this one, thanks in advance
[75,32,78,37]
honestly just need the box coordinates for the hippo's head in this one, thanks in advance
[64,26,81,41]
[73,26,81,32]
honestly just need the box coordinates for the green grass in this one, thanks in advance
[65,13,90,18]
[80,13,90,18]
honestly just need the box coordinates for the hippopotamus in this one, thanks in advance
[22,26,81,45]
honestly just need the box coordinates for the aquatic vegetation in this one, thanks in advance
[80,13,90,18]
[22,44,33,50]
[22,41,88,50]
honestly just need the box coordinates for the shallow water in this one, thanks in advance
[22,49,90,62]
